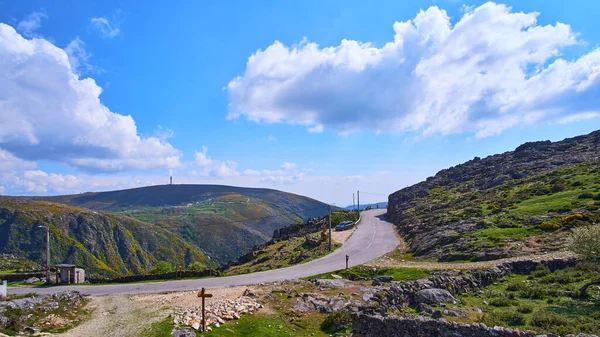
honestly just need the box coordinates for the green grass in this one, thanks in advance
[445,264,600,335]
[137,316,173,337]
[205,314,330,337]
[305,266,430,282]
[466,226,541,242]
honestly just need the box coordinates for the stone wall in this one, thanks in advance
[351,314,598,337]
[380,258,577,308]
[0,272,47,282]
[87,269,219,284]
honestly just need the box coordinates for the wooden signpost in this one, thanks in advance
[197,287,213,331]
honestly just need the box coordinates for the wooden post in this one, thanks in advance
[197,287,213,331]
[346,255,349,270]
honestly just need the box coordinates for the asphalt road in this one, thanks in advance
[9,209,399,296]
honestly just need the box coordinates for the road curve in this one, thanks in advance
[10,209,399,296]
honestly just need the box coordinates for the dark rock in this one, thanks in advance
[372,276,393,286]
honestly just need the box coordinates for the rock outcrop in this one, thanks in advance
[386,130,600,261]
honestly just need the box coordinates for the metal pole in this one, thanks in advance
[346,255,349,270]
[45,226,50,283]
[328,204,332,251]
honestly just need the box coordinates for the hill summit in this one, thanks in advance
[387,130,600,261]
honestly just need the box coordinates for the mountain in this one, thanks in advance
[0,197,211,276]
[29,184,332,263]
[344,202,387,210]
[387,130,600,262]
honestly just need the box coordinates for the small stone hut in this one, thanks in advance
[56,264,85,284]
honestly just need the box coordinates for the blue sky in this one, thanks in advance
[1,0,600,205]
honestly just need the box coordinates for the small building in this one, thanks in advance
[56,264,85,284]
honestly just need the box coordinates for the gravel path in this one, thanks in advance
[365,249,576,270]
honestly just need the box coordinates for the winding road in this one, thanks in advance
[9,209,399,296]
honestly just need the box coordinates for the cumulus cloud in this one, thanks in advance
[90,17,120,38]
[243,169,261,176]
[195,146,213,166]
[16,11,47,37]
[65,37,100,75]
[0,24,181,172]
[227,2,600,137]
[261,172,305,184]
[0,149,37,171]
[282,162,296,170]
[210,161,239,178]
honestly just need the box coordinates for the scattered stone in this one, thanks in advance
[315,279,348,290]
[24,277,40,284]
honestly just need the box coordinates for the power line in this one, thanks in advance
[358,191,389,197]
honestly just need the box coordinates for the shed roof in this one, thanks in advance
[55,264,76,268]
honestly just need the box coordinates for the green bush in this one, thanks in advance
[150,261,174,274]
[483,310,525,327]
[579,192,594,199]
[540,221,561,231]
[187,261,205,271]
[517,304,534,314]
[569,224,600,262]
[321,309,351,333]
[489,297,514,307]
[530,310,570,330]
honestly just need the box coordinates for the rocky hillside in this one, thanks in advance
[387,130,600,261]
[0,197,211,276]
[29,185,332,263]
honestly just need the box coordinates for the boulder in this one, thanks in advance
[372,276,393,286]
[414,288,456,305]
[24,277,40,284]
[315,279,348,290]
[172,328,196,337]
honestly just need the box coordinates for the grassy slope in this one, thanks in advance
[224,211,357,275]
[31,185,332,264]
[409,264,600,335]
[395,161,600,261]
[0,197,211,276]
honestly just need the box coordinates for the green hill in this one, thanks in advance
[30,185,332,263]
[387,130,600,262]
[0,197,211,276]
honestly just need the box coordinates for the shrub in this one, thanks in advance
[187,261,205,271]
[569,224,600,262]
[579,192,594,199]
[530,310,570,330]
[593,193,600,201]
[517,304,534,314]
[483,310,525,327]
[540,221,561,231]
[489,297,514,307]
[150,261,174,274]
[321,309,351,333]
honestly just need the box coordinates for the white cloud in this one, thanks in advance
[65,37,100,75]
[267,135,277,141]
[90,17,120,38]
[0,24,181,172]
[263,169,285,176]
[210,161,239,178]
[17,11,47,37]
[261,172,305,184]
[0,149,36,171]
[227,2,600,137]
[282,162,296,170]
[243,169,261,176]
[195,146,213,166]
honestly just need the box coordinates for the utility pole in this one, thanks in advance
[357,190,360,217]
[38,225,50,283]
[353,193,355,211]
[328,204,332,251]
